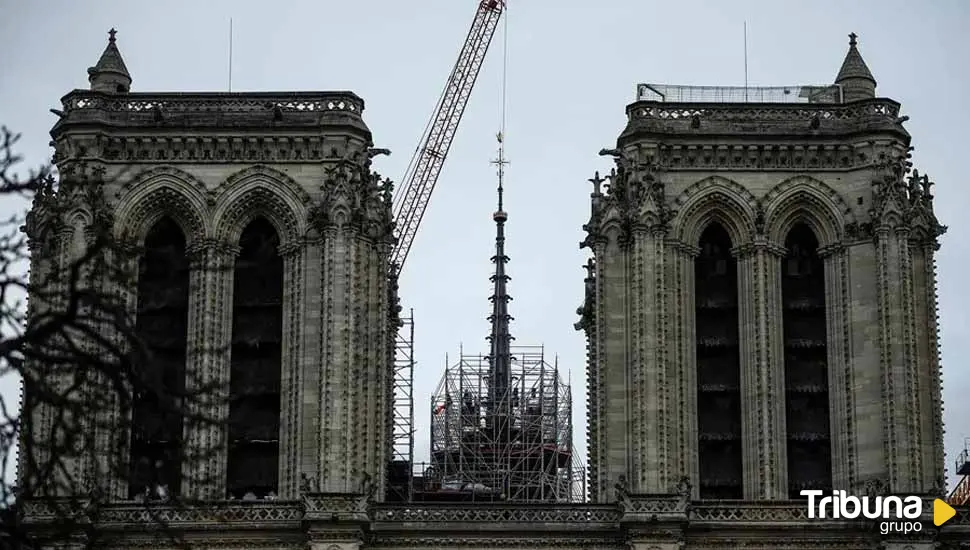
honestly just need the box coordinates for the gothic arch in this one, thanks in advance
[212,166,310,248]
[597,204,627,242]
[672,176,758,248]
[62,210,92,261]
[113,167,209,246]
[762,176,852,248]
[64,209,93,230]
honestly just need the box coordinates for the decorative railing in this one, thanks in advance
[690,502,810,523]
[19,498,970,530]
[97,501,304,526]
[60,90,365,117]
[20,499,304,529]
[371,503,620,524]
[627,98,900,124]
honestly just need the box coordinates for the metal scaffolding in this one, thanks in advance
[386,310,415,502]
[420,345,584,502]
[949,439,970,506]
[635,83,844,104]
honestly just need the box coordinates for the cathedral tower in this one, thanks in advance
[579,34,946,503]
[22,30,398,506]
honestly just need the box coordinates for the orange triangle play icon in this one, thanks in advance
[934,499,956,526]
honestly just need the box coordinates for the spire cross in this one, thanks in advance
[848,32,857,46]
[108,28,117,43]
[490,134,510,211]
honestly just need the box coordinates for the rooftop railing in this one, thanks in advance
[60,90,365,117]
[636,84,843,104]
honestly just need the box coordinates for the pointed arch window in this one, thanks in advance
[128,217,189,500]
[781,223,832,498]
[226,218,283,500]
[694,223,743,499]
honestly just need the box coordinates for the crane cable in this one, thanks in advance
[500,3,509,142]
[495,1,510,207]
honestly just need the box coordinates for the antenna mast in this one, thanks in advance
[228,18,234,92]
[743,21,748,101]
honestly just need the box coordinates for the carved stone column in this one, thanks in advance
[299,231,324,492]
[87,241,138,501]
[106,240,140,500]
[819,243,856,492]
[628,225,669,493]
[316,225,392,494]
[910,240,945,492]
[665,240,699,496]
[875,224,920,493]
[19,226,75,497]
[278,239,307,499]
[318,226,351,492]
[734,239,787,500]
[182,239,237,500]
[587,229,630,503]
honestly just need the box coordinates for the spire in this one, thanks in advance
[835,32,876,102]
[88,28,132,93]
[486,132,513,420]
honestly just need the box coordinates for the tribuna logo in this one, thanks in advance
[802,490,924,534]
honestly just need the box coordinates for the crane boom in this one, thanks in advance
[390,0,505,273]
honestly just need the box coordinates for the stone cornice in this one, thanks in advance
[639,142,897,172]
[53,133,370,166]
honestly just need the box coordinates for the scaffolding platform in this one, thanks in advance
[418,345,585,503]
[386,310,415,502]
[950,440,970,506]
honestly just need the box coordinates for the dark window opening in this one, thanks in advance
[128,217,189,501]
[226,218,283,500]
[694,223,743,499]
[782,223,832,498]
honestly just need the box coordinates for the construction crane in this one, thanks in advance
[385,0,507,503]
[390,0,506,274]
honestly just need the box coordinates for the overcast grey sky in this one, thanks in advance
[1,0,968,490]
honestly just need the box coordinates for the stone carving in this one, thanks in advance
[863,477,886,498]
[300,473,318,493]
[311,156,394,243]
[357,472,377,513]
[574,258,596,332]
[22,174,65,248]
[753,201,766,236]
[675,477,691,512]
[582,152,670,250]
[615,475,631,512]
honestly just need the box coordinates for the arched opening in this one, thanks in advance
[781,223,832,498]
[128,217,189,500]
[226,218,283,499]
[694,223,743,499]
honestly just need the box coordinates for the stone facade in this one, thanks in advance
[16,31,970,550]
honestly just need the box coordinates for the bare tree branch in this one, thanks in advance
[0,127,230,549]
